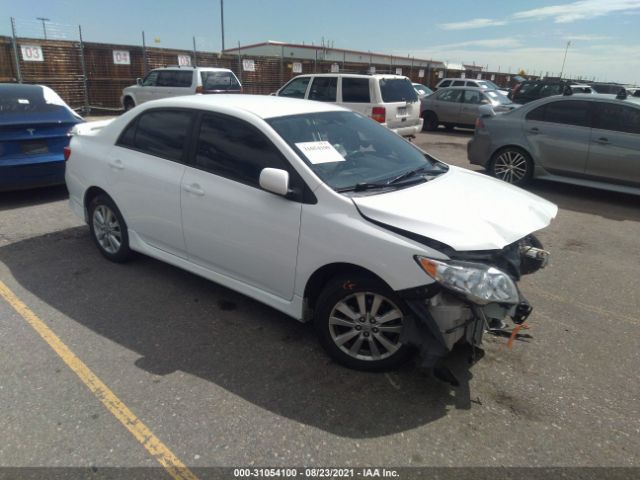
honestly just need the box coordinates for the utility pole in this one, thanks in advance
[220,0,225,51]
[559,41,571,79]
[36,17,50,40]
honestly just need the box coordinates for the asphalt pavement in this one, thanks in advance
[1,127,639,478]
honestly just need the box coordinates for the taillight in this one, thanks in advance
[63,146,71,161]
[195,86,203,94]
[475,117,485,129]
[371,107,386,123]
[240,86,244,94]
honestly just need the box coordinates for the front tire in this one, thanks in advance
[88,194,132,263]
[123,97,135,112]
[489,147,534,186]
[314,275,412,371]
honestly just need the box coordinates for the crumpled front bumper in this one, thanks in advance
[398,286,532,368]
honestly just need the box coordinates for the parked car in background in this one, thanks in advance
[274,73,422,137]
[121,66,242,110]
[468,92,640,193]
[420,86,516,131]
[509,80,592,104]
[412,83,433,98]
[65,94,556,375]
[589,83,627,95]
[435,78,509,95]
[0,83,84,191]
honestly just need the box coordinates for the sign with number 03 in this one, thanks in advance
[113,50,131,65]
[178,55,192,66]
[21,45,44,62]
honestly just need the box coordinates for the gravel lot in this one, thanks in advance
[1,125,639,478]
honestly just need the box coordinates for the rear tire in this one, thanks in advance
[489,147,534,187]
[422,111,439,131]
[88,194,132,263]
[314,274,412,371]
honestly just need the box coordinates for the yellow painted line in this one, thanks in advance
[0,280,198,480]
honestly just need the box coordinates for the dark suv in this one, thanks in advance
[510,80,568,104]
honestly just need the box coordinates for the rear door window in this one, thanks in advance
[309,77,337,102]
[437,89,463,103]
[452,80,465,87]
[175,71,194,87]
[157,71,179,87]
[542,100,592,127]
[278,77,311,98]
[342,78,371,103]
[119,109,193,162]
[379,78,418,102]
[439,80,451,88]
[462,90,483,104]
[594,103,640,134]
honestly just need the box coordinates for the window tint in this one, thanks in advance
[309,77,337,101]
[279,77,311,98]
[200,71,241,91]
[175,71,193,87]
[195,113,290,187]
[462,90,483,104]
[594,103,640,134]
[437,89,463,103]
[452,80,465,87]
[543,101,591,127]
[127,110,192,161]
[157,71,179,87]
[439,80,451,87]
[379,78,418,102]
[539,84,563,97]
[526,105,546,121]
[118,119,137,147]
[342,78,371,103]
[468,82,479,88]
[142,71,158,87]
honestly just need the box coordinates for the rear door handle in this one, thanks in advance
[183,183,205,196]
[528,127,540,135]
[109,159,124,170]
[594,137,610,145]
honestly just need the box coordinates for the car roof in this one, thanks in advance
[436,86,494,91]
[148,94,347,119]
[293,73,408,80]
[527,93,640,107]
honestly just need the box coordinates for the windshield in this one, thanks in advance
[413,84,433,96]
[267,111,447,191]
[486,90,513,105]
[380,78,418,103]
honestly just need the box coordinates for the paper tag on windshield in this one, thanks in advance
[295,141,345,164]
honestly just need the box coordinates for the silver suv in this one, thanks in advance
[436,77,509,95]
[121,67,242,110]
[275,73,422,137]
[468,92,640,194]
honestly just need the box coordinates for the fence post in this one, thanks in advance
[192,36,197,67]
[142,31,148,74]
[280,45,284,85]
[314,48,317,73]
[237,41,242,85]
[10,17,22,83]
[78,25,90,115]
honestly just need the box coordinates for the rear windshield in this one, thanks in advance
[0,84,76,118]
[200,71,241,91]
[379,78,418,103]
[486,90,512,105]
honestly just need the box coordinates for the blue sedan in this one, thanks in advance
[0,83,84,191]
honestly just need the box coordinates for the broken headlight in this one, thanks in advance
[415,256,519,305]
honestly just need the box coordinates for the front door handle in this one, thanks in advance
[528,127,540,135]
[109,159,124,170]
[594,137,610,145]
[183,183,205,196]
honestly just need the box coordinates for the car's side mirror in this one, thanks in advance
[259,168,290,196]
[136,78,143,86]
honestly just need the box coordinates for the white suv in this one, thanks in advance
[121,67,242,110]
[275,73,423,137]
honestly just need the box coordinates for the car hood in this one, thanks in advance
[352,166,558,251]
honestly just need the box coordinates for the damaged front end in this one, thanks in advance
[398,235,550,380]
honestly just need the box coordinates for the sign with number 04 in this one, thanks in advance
[113,50,130,65]
[21,45,44,62]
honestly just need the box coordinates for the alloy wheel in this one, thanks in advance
[92,205,122,254]
[493,150,529,183]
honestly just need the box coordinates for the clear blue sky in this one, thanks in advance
[2,0,639,83]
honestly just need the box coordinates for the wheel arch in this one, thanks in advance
[490,144,535,166]
[83,186,112,221]
[303,262,391,313]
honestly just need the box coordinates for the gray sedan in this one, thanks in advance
[421,86,516,131]
[468,93,640,193]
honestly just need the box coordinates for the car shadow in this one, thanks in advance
[0,227,477,438]
[0,185,68,212]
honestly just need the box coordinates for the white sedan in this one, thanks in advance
[65,95,556,378]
